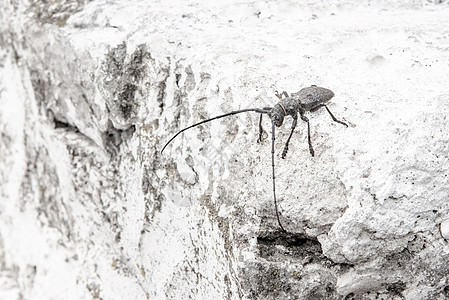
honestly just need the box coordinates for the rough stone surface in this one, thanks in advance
[1,0,449,299]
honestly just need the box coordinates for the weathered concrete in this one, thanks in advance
[1,0,449,299]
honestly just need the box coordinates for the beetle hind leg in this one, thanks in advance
[311,104,348,127]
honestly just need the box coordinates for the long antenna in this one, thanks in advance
[161,108,269,153]
[272,121,286,232]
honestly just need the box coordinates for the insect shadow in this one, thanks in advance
[162,85,348,232]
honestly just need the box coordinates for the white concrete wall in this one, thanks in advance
[1,1,449,299]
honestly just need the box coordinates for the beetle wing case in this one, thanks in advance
[292,85,335,110]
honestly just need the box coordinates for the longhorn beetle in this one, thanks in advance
[161,85,348,232]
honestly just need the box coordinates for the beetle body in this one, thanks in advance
[162,85,347,232]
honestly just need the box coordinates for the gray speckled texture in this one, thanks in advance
[291,85,335,110]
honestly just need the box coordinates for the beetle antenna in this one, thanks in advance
[161,108,270,153]
[271,120,286,232]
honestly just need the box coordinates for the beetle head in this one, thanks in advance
[271,106,285,127]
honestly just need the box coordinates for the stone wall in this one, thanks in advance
[1,1,449,299]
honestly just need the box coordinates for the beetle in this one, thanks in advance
[162,85,348,231]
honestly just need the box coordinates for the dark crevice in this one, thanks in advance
[50,113,83,137]
[175,73,181,87]
[118,83,137,119]
[257,231,329,263]
[157,75,168,114]
[103,121,135,155]
[53,117,78,131]
[383,281,406,298]
[257,231,355,270]
[243,230,341,300]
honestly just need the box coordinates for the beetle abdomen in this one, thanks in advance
[292,85,335,110]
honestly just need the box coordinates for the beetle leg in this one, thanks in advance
[257,107,271,143]
[300,110,314,157]
[275,91,290,99]
[281,114,298,159]
[257,114,264,143]
[310,104,348,127]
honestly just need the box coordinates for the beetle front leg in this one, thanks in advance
[300,111,314,157]
[275,91,290,99]
[281,115,298,159]
[257,114,264,143]
[257,107,272,143]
